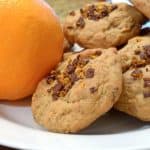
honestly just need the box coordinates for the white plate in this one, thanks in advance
[0,99,150,150]
[0,0,150,149]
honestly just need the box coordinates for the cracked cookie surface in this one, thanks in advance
[64,2,145,49]
[115,35,150,121]
[32,48,122,133]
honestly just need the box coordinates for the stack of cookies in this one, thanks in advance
[32,1,150,133]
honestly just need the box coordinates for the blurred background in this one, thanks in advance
[46,0,99,21]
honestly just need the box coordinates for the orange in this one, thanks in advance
[0,0,64,100]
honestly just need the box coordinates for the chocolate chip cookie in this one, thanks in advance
[63,37,72,52]
[115,65,150,121]
[118,35,150,72]
[64,2,145,49]
[131,0,150,19]
[115,35,150,121]
[32,48,122,133]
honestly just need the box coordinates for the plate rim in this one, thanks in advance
[0,118,150,150]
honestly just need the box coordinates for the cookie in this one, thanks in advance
[118,35,150,72]
[131,0,150,19]
[115,36,150,121]
[115,65,150,121]
[32,48,122,133]
[64,2,145,49]
[63,37,72,52]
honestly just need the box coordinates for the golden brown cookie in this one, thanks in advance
[115,65,150,121]
[115,36,150,121]
[64,2,145,49]
[32,48,122,133]
[118,35,150,72]
[131,0,150,19]
[63,37,73,52]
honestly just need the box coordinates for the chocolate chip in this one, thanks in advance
[63,84,72,93]
[72,55,80,66]
[78,57,89,66]
[88,5,96,12]
[85,68,95,78]
[69,73,79,83]
[146,68,149,72]
[95,51,102,56]
[143,92,150,98]
[140,51,147,60]
[144,78,150,87]
[76,17,85,28]
[67,26,74,30]
[69,11,75,16]
[80,8,84,14]
[53,82,63,94]
[101,10,108,17]
[66,64,76,74]
[111,5,117,11]
[131,69,143,79]
[144,45,150,57]
[52,93,59,100]
[47,89,51,93]
[90,87,97,94]
[134,50,141,55]
[131,57,146,68]
[46,70,57,84]
[87,5,102,21]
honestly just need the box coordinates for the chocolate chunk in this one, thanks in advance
[101,10,108,17]
[69,73,79,83]
[111,5,118,11]
[131,57,146,68]
[76,17,85,28]
[46,70,57,84]
[85,68,95,78]
[66,64,76,74]
[143,92,150,98]
[134,50,141,55]
[78,57,89,66]
[47,76,53,84]
[52,93,59,100]
[69,11,75,16]
[144,78,150,87]
[80,8,84,14]
[144,45,150,57]
[72,55,80,66]
[88,5,96,12]
[47,89,51,93]
[53,82,63,94]
[87,5,101,21]
[140,51,147,60]
[64,84,72,92]
[131,69,143,79]
[67,26,74,30]
[146,68,149,72]
[95,51,102,56]
[90,87,97,94]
